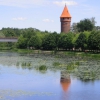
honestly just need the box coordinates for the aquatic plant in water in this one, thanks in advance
[53,62,61,67]
[39,65,47,71]
[35,65,47,73]
[15,61,32,70]
[66,62,80,71]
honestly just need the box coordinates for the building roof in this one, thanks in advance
[60,5,71,18]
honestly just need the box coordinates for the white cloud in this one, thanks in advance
[0,0,48,7]
[53,0,77,6]
[0,0,78,7]
[12,17,27,21]
[43,19,54,23]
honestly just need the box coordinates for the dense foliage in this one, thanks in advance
[16,29,99,52]
[71,17,98,33]
[77,19,94,32]
[0,27,100,52]
[0,17,100,52]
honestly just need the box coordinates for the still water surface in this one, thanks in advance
[0,52,100,100]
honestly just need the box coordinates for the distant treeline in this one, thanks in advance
[17,30,99,52]
[0,17,100,52]
[0,27,99,52]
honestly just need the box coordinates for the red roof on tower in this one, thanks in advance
[60,5,71,18]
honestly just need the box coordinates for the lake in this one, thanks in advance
[0,52,100,100]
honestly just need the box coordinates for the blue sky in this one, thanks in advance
[0,0,100,33]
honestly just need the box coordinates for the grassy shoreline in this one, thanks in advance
[0,48,100,59]
[20,49,100,59]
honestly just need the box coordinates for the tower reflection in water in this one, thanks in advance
[60,71,71,92]
[60,71,71,100]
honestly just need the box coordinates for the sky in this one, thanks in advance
[0,0,100,33]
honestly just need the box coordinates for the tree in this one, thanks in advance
[90,17,96,26]
[95,26,100,31]
[72,33,79,49]
[65,33,74,50]
[88,31,100,51]
[2,28,16,37]
[71,23,78,33]
[83,31,91,50]
[58,34,64,49]
[76,33,87,51]
[17,35,27,49]
[28,35,42,49]
[42,33,57,50]
[58,33,74,50]
[77,18,94,32]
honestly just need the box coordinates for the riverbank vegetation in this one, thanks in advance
[0,18,99,53]
[0,28,100,53]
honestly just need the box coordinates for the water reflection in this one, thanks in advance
[16,61,48,74]
[0,52,100,100]
[16,62,34,70]
[60,71,71,92]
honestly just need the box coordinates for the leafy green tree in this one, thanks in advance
[3,29,16,37]
[90,17,96,26]
[83,31,91,49]
[95,26,100,31]
[77,18,94,32]
[28,35,42,49]
[71,23,78,33]
[72,33,79,49]
[97,32,100,50]
[58,34,64,49]
[17,35,27,49]
[42,33,57,50]
[88,31,100,50]
[22,30,36,39]
[76,33,87,51]
[58,33,74,50]
[66,33,74,50]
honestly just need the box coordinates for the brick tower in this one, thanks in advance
[60,5,71,33]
